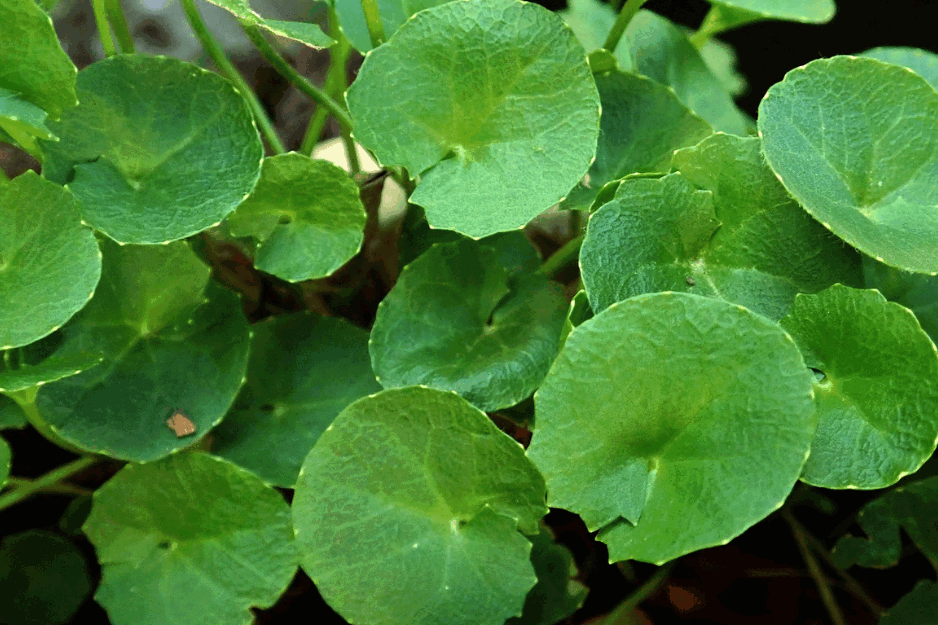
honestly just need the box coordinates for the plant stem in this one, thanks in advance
[783,509,848,625]
[603,0,648,54]
[539,233,584,279]
[90,0,118,57]
[105,0,135,54]
[688,7,724,49]
[180,0,285,154]
[0,455,99,511]
[5,477,93,497]
[241,23,353,132]
[360,0,386,48]
[605,560,676,623]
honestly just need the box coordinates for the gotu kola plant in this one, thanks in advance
[1,0,938,622]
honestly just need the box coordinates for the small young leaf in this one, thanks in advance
[211,312,381,487]
[702,0,835,32]
[780,285,938,489]
[528,292,815,564]
[759,56,938,274]
[0,395,27,430]
[83,452,296,625]
[293,387,547,625]
[201,0,334,48]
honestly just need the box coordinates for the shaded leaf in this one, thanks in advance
[202,0,334,47]
[701,0,835,33]
[863,256,938,345]
[507,527,587,625]
[880,580,938,625]
[858,47,938,91]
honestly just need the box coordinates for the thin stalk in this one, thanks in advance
[0,455,99,511]
[539,233,584,278]
[360,0,386,48]
[603,0,648,54]
[181,0,285,153]
[5,477,93,497]
[104,0,135,54]
[688,7,725,49]
[605,560,677,624]
[90,0,118,57]
[784,509,848,625]
[241,23,353,131]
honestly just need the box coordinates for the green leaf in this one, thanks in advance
[623,11,748,135]
[0,530,91,625]
[370,238,569,411]
[83,452,296,625]
[0,435,8,488]
[292,387,547,625]
[211,312,380,487]
[0,172,102,349]
[201,0,334,47]
[758,56,938,274]
[581,135,862,319]
[396,204,464,268]
[0,352,103,392]
[562,71,712,211]
[699,38,747,97]
[346,0,600,237]
[0,0,77,119]
[33,240,251,462]
[780,285,938,489]
[0,87,54,157]
[42,55,263,244]
[863,256,938,345]
[506,527,587,625]
[858,47,938,91]
[702,0,835,32]
[226,153,365,282]
[333,0,449,53]
[527,292,816,564]
[832,476,938,570]
[880,581,938,625]
[561,0,619,60]
[0,394,27,429]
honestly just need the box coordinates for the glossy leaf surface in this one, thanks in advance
[759,56,938,273]
[84,452,296,625]
[293,387,547,625]
[528,292,815,564]
[781,285,938,489]
[347,0,600,237]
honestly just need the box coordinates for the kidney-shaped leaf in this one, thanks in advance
[83,452,296,625]
[780,285,938,489]
[370,237,568,411]
[42,55,263,244]
[293,387,547,625]
[0,172,101,349]
[346,0,600,237]
[507,527,587,625]
[201,0,334,47]
[759,56,938,274]
[33,240,251,462]
[211,312,380,487]
[527,292,816,565]
[226,153,366,282]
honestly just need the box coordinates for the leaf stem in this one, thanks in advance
[241,23,353,132]
[0,455,99,511]
[688,7,725,49]
[603,0,648,54]
[105,0,135,54]
[181,0,285,154]
[539,233,584,279]
[360,0,386,49]
[783,509,848,625]
[90,0,118,57]
[605,560,676,623]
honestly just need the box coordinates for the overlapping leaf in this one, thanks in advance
[202,0,334,48]
[0,87,54,157]
[528,292,816,565]
[580,134,862,319]
[83,452,296,625]
[863,257,938,344]
[700,0,835,34]
[31,240,251,462]
[759,56,938,273]
[293,387,547,625]
[226,153,366,282]
[507,528,587,625]
[42,55,263,244]
[211,312,380,487]
[370,237,568,411]
[780,285,938,489]
[333,0,450,52]
[346,0,600,237]
[858,47,938,90]
[880,581,938,625]
[0,172,101,349]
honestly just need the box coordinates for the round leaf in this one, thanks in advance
[527,292,816,565]
[0,172,101,349]
[370,238,569,411]
[780,284,938,489]
[858,47,938,91]
[346,0,600,237]
[226,153,366,282]
[42,55,263,244]
[211,312,381,487]
[0,530,91,625]
[759,56,938,274]
[33,240,251,462]
[83,452,296,625]
[293,387,547,625]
